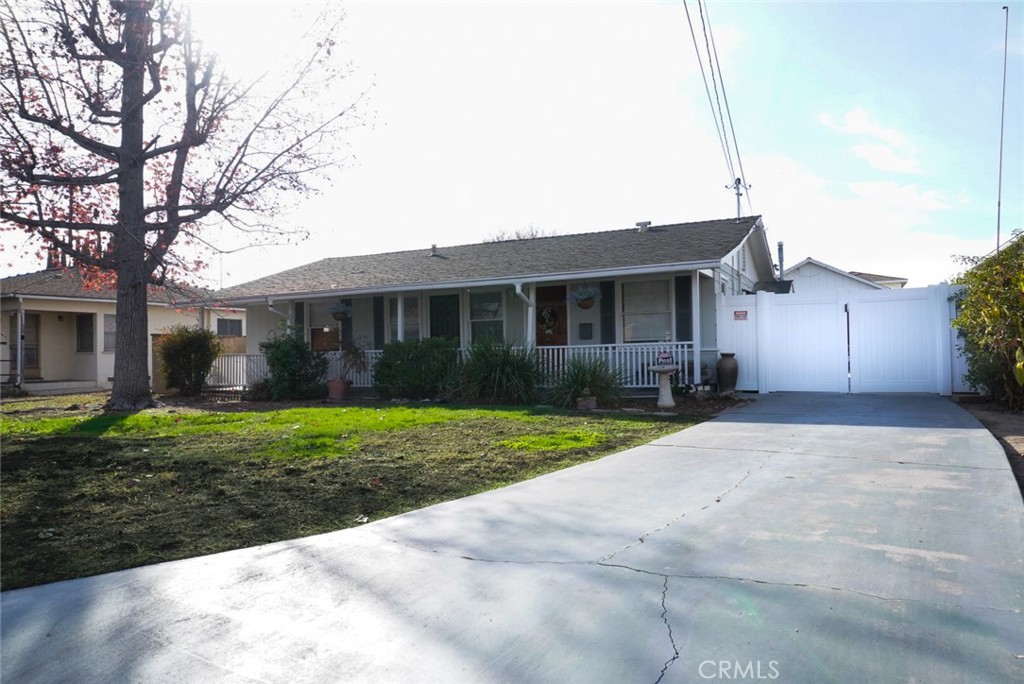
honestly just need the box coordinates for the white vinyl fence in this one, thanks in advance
[717,284,969,395]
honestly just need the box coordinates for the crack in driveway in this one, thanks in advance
[599,453,772,563]
[654,575,679,684]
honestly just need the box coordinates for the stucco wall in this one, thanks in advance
[2,298,233,388]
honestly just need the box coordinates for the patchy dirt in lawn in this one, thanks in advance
[0,392,702,589]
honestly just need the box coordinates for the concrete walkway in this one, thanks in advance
[2,394,1022,683]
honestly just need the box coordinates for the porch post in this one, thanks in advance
[94,312,103,386]
[396,296,405,342]
[16,300,24,387]
[691,271,701,387]
[525,284,537,345]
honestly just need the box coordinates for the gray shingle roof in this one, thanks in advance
[218,216,764,301]
[0,268,210,306]
[848,271,908,284]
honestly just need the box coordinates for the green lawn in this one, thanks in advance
[0,393,699,590]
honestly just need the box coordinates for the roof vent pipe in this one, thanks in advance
[430,244,438,257]
[777,241,785,277]
[636,221,651,233]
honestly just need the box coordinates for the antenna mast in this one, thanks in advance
[726,178,750,218]
[996,5,1009,254]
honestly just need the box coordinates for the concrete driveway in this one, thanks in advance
[2,394,1022,683]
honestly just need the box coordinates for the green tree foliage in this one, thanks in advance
[372,338,460,400]
[457,338,543,405]
[158,325,222,396]
[259,327,328,400]
[952,233,1024,410]
[545,355,624,408]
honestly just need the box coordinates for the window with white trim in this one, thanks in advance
[76,314,94,352]
[621,280,671,342]
[216,318,243,336]
[103,314,116,352]
[469,291,503,342]
[388,296,420,341]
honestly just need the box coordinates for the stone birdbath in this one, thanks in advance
[648,364,678,409]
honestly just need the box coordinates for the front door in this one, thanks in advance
[429,294,461,340]
[536,286,567,347]
[10,313,41,380]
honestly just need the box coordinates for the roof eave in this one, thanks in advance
[220,259,727,305]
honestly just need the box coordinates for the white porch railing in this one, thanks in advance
[535,342,694,388]
[207,343,694,391]
[206,353,268,390]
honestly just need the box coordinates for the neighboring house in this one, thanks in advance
[214,215,778,389]
[0,268,245,394]
[783,258,907,293]
[847,271,908,289]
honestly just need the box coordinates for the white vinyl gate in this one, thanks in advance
[719,285,965,395]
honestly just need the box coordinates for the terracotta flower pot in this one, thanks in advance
[327,378,352,401]
[717,352,738,393]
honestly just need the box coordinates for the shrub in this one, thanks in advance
[243,379,273,402]
[457,338,543,404]
[546,355,624,408]
[259,326,328,400]
[373,337,460,400]
[158,325,222,396]
[953,232,1024,410]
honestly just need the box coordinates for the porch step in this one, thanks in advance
[12,380,103,396]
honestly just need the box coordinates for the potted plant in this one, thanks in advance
[327,338,368,400]
[570,285,600,310]
[330,300,353,321]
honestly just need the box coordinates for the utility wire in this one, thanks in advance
[698,0,736,183]
[683,0,734,182]
[703,0,754,216]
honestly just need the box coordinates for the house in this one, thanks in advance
[0,268,245,394]
[783,257,907,293]
[214,215,778,389]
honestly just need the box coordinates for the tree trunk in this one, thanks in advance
[107,1,153,411]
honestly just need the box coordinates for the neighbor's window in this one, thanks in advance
[76,314,94,352]
[388,296,420,342]
[621,280,671,342]
[470,291,503,342]
[216,318,243,337]
[103,314,116,351]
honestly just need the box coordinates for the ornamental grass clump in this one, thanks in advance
[546,355,624,408]
[458,338,543,405]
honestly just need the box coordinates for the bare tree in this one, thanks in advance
[1,0,359,409]
[485,224,556,243]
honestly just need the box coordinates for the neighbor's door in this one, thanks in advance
[536,285,567,347]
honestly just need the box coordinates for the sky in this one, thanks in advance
[4,1,1022,289]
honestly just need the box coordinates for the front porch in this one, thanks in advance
[207,341,704,393]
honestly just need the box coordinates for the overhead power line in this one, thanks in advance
[703,1,753,216]
[683,0,754,217]
[684,0,734,182]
